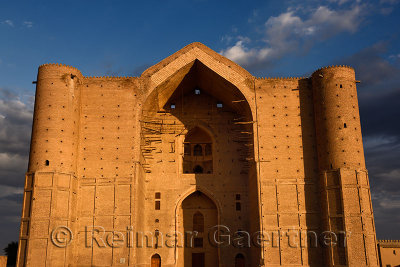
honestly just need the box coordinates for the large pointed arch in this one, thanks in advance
[140,42,256,118]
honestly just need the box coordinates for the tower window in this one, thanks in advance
[45,160,49,166]
[344,123,347,128]
[155,200,160,210]
[236,202,241,211]
[170,104,176,109]
[195,89,201,95]
[236,194,241,200]
[340,84,343,88]
[155,192,161,199]
[217,102,223,108]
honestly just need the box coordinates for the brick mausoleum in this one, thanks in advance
[17,42,379,266]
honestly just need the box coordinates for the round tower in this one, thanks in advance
[312,66,379,267]
[28,63,82,174]
[311,66,365,171]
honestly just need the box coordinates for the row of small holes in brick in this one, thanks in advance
[40,160,72,167]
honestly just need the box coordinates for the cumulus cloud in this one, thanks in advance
[0,87,32,251]
[342,42,399,88]
[0,88,33,187]
[221,3,365,69]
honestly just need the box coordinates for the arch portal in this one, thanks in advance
[178,191,218,267]
[151,254,161,267]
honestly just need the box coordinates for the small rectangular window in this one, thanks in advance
[236,202,241,211]
[170,104,176,109]
[155,200,160,210]
[217,103,223,108]
[195,89,201,95]
[344,123,347,128]
[236,194,241,200]
[155,192,161,199]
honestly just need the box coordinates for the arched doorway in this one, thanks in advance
[151,254,161,267]
[178,191,218,267]
[235,253,245,267]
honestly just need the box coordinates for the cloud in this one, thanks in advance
[377,169,400,180]
[340,43,400,145]
[342,42,399,87]
[0,185,23,199]
[0,88,33,188]
[0,88,32,252]
[23,21,33,28]
[2,20,14,27]
[221,3,365,70]
[1,20,34,29]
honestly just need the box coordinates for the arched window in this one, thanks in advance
[193,144,203,156]
[183,127,213,174]
[151,254,161,267]
[193,211,204,233]
[235,253,245,267]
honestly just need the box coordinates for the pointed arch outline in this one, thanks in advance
[173,185,223,264]
[139,42,256,118]
[150,253,161,267]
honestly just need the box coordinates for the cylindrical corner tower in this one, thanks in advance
[17,64,82,266]
[312,66,379,266]
[28,64,82,173]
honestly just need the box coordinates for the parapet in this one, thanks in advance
[378,240,400,248]
[37,63,83,80]
[83,76,138,79]
[311,65,355,80]
[255,76,308,80]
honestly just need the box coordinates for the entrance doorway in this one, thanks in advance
[235,253,245,267]
[192,253,205,267]
[179,191,218,266]
[151,254,161,267]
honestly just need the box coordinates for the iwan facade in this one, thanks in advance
[17,43,378,266]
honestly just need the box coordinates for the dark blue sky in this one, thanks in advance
[0,0,399,254]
